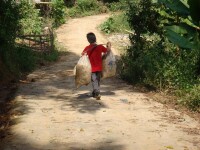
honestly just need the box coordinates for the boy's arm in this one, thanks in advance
[106,42,111,51]
[81,51,86,55]
[81,47,87,55]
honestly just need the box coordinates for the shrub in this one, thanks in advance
[100,17,115,34]
[106,0,128,11]
[99,13,130,34]
[179,84,200,111]
[2,45,36,75]
[42,50,59,62]
[0,0,43,75]
[118,0,200,111]
[64,0,76,7]
[119,0,200,89]
[118,0,160,83]
[100,0,119,2]
[0,0,60,79]
[51,0,67,28]
[0,0,19,48]
[67,0,108,17]
[18,0,42,35]
[15,46,36,72]
[0,0,20,76]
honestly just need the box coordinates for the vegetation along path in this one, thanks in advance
[1,14,200,150]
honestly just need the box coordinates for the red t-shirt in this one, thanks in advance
[83,44,107,72]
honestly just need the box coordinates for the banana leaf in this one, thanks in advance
[165,25,187,34]
[165,28,194,49]
[158,0,189,16]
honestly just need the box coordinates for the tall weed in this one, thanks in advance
[67,0,108,17]
[41,50,59,62]
[179,84,200,112]
[15,46,36,72]
[106,0,128,11]
[2,46,36,75]
[99,13,130,34]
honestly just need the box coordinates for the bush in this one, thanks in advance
[100,0,119,2]
[99,13,130,34]
[179,84,200,111]
[42,50,59,62]
[15,46,36,72]
[118,35,161,84]
[0,0,43,76]
[18,0,42,35]
[119,0,200,88]
[118,0,160,83]
[118,0,200,111]
[106,0,128,11]
[67,0,108,17]
[0,0,20,76]
[100,17,115,34]
[51,0,67,28]
[64,0,76,7]
[2,45,36,75]
[0,0,19,49]
[0,0,60,79]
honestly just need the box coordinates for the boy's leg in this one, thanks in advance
[91,72,101,99]
[95,72,101,100]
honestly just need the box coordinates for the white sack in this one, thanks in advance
[102,51,116,79]
[75,55,91,88]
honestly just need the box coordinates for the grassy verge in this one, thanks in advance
[99,13,200,113]
[99,12,130,34]
[66,0,108,18]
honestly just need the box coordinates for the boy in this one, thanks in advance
[82,32,111,100]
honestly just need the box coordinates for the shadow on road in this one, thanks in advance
[0,51,139,149]
[1,134,125,150]
[4,51,138,117]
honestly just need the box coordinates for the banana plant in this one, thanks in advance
[158,0,200,50]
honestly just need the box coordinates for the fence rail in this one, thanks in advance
[17,29,54,53]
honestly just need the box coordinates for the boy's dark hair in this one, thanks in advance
[87,32,96,43]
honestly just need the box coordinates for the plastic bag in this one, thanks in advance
[102,51,116,79]
[75,55,91,88]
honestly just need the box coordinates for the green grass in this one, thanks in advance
[178,83,200,112]
[67,0,108,18]
[99,12,130,34]
[41,50,59,62]
[105,0,129,12]
[4,45,61,76]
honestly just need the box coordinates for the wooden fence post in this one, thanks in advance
[49,29,54,52]
[17,28,54,53]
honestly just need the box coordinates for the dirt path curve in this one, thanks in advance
[1,14,200,150]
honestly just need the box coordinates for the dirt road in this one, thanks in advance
[1,14,200,150]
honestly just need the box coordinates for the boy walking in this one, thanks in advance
[82,32,111,100]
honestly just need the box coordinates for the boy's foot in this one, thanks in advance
[92,91,95,98]
[96,94,101,100]
[86,93,92,97]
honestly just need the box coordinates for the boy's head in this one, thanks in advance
[87,32,96,44]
